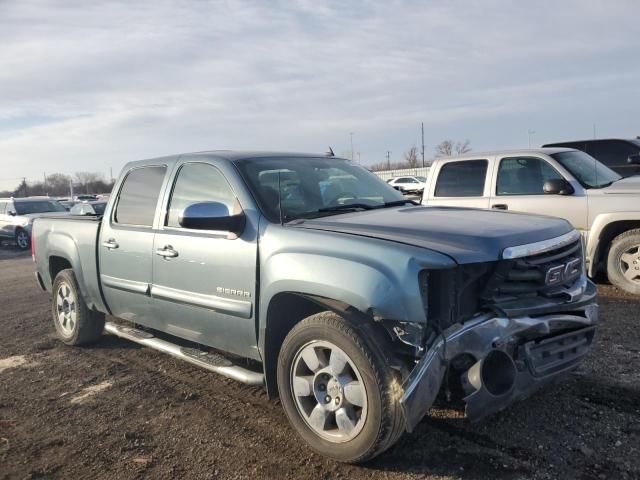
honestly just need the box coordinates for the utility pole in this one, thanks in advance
[43,172,47,195]
[527,129,536,148]
[110,167,113,182]
[421,122,425,167]
[349,132,354,162]
[386,151,391,170]
[357,152,361,164]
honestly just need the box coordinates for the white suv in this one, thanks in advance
[386,176,426,194]
[422,148,640,294]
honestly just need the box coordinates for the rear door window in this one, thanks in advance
[114,166,166,226]
[434,160,488,197]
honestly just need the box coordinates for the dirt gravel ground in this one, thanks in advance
[1,248,639,480]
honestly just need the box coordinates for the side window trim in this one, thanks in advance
[495,156,564,196]
[161,161,239,234]
[111,164,167,229]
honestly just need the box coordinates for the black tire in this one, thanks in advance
[277,311,404,463]
[15,228,29,250]
[51,269,105,345]
[607,228,640,295]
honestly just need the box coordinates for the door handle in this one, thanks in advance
[155,245,179,258]
[102,238,119,250]
[492,204,508,210]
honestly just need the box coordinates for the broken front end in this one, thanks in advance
[400,230,598,432]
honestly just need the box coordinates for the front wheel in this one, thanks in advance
[277,312,404,463]
[52,269,105,345]
[607,229,640,295]
[15,229,29,250]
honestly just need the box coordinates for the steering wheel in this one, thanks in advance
[327,192,358,206]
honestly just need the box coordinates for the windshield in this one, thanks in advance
[551,150,621,189]
[14,200,67,214]
[236,157,406,222]
[416,176,427,182]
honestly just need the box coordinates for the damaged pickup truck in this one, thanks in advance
[32,152,598,462]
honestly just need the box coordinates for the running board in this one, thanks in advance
[104,322,264,386]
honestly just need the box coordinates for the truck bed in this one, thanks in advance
[33,215,108,313]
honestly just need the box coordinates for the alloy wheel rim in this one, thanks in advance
[291,340,367,443]
[56,282,77,335]
[619,244,640,284]
[16,232,28,249]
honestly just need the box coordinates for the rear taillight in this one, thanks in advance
[31,230,35,262]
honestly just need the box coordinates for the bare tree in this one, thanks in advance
[75,172,102,194]
[455,139,472,154]
[403,146,419,168]
[435,140,454,157]
[435,139,471,157]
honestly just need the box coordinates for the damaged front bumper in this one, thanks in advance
[399,281,598,432]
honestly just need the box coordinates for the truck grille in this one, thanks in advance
[425,233,586,332]
[485,236,583,301]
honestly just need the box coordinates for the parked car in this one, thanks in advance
[33,151,597,462]
[70,201,107,216]
[386,176,426,193]
[422,148,640,294]
[543,138,640,177]
[58,200,77,211]
[73,194,99,202]
[0,197,69,249]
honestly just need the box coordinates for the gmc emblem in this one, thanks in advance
[544,258,582,286]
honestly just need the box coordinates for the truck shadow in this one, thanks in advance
[361,376,640,478]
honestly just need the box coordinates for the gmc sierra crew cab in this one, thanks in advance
[33,151,598,463]
[422,148,640,294]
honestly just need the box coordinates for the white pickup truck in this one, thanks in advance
[422,148,640,294]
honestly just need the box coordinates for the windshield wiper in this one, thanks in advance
[318,203,374,212]
[375,199,419,208]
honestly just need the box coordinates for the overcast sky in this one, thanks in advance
[1,0,639,190]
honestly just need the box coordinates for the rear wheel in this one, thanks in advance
[277,311,404,463]
[52,269,105,345]
[607,229,640,295]
[15,229,29,250]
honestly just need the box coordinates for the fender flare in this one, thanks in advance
[586,212,640,276]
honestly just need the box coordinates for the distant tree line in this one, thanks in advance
[369,139,471,172]
[0,172,115,198]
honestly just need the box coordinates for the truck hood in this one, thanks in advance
[292,206,573,264]
[602,175,640,194]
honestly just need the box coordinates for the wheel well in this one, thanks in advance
[594,221,640,275]
[49,256,72,283]
[263,293,324,397]
[262,292,402,398]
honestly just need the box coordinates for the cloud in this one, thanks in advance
[0,0,639,189]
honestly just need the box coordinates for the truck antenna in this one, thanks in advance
[277,170,284,225]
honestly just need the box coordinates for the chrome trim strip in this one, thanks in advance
[101,274,150,295]
[502,230,581,260]
[150,284,252,319]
